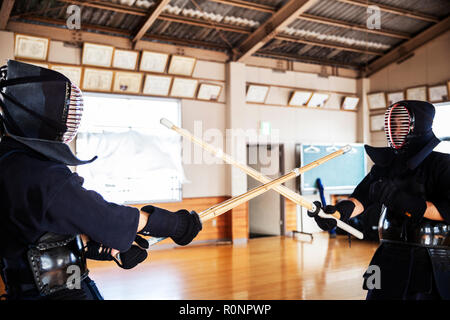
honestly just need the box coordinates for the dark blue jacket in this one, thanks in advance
[0,137,139,262]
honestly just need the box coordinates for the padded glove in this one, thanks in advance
[139,205,202,246]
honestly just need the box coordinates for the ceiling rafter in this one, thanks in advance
[0,0,16,29]
[256,50,361,69]
[235,0,320,62]
[132,0,171,43]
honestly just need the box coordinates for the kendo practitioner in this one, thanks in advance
[308,100,449,300]
[0,60,203,300]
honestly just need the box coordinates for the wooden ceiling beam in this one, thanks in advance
[206,0,276,14]
[235,0,320,62]
[132,0,171,43]
[0,0,15,29]
[364,15,450,76]
[256,50,361,69]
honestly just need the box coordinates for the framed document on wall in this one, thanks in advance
[370,114,385,132]
[428,84,448,103]
[140,51,169,73]
[246,85,269,103]
[288,90,312,107]
[168,55,196,76]
[170,78,198,98]
[143,75,173,96]
[82,68,113,92]
[307,92,329,108]
[113,49,139,70]
[367,92,386,110]
[14,34,49,61]
[386,91,405,106]
[406,86,427,101]
[113,71,143,94]
[82,43,114,67]
[197,83,223,101]
[50,64,82,87]
[341,96,360,111]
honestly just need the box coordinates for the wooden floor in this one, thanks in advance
[88,233,379,300]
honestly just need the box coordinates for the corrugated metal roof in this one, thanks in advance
[369,0,450,18]
[305,0,434,35]
[287,19,400,49]
[7,0,449,70]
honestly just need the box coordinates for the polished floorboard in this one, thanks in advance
[88,233,379,300]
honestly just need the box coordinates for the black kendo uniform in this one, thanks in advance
[0,60,202,300]
[309,100,449,300]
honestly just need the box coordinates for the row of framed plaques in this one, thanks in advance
[368,82,450,110]
[18,60,223,101]
[13,34,197,76]
[82,43,197,75]
[245,84,360,110]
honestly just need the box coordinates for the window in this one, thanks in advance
[433,102,450,154]
[76,93,183,204]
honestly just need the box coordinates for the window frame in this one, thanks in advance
[75,91,183,204]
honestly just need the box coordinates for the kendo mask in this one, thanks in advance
[0,60,96,165]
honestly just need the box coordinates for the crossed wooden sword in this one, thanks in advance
[145,118,363,246]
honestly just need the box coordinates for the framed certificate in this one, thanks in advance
[428,84,448,103]
[113,71,143,94]
[168,55,196,76]
[288,91,312,106]
[197,83,223,101]
[112,49,139,70]
[82,68,113,92]
[341,96,360,110]
[50,64,82,87]
[406,86,427,101]
[246,85,269,103]
[14,34,49,61]
[139,51,169,73]
[386,91,405,106]
[367,92,387,110]
[307,92,329,108]
[170,78,198,98]
[370,114,385,132]
[143,74,173,96]
[82,42,114,67]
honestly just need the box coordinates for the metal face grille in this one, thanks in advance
[384,104,411,149]
[62,83,84,143]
